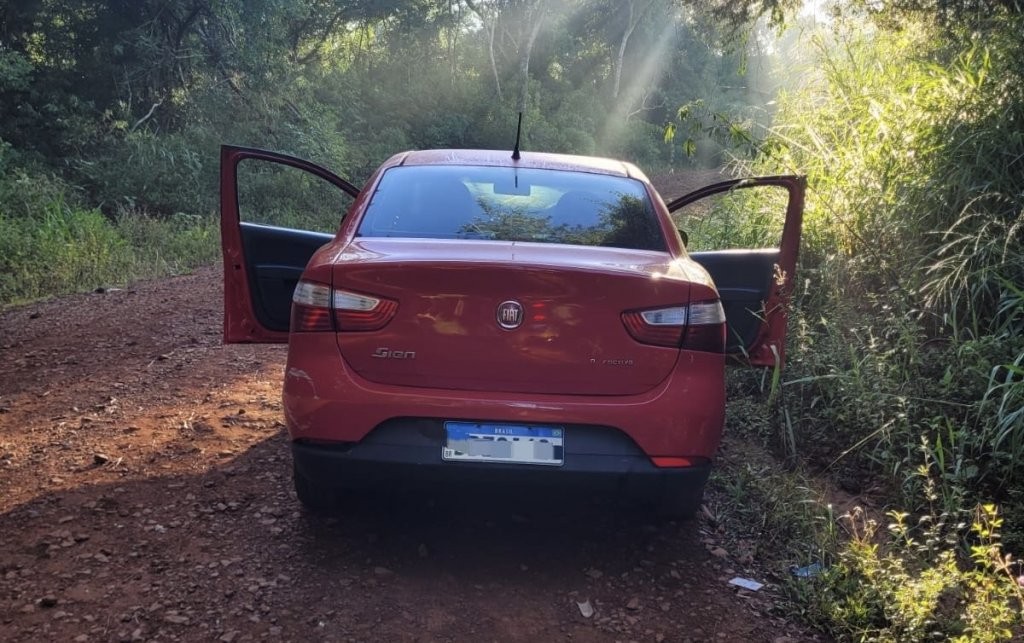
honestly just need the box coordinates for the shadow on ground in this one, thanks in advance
[1,432,764,643]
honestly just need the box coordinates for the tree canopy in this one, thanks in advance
[0,0,772,214]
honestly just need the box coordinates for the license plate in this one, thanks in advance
[442,422,564,466]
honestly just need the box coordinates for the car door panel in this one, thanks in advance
[666,177,804,367]
[240,223,334,332]
[221,145,358,343]
[688,248,778,353]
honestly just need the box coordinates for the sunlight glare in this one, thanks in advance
[597,16,678,154]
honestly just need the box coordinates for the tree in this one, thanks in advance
[611,0,656,99]
[465,0,553,109]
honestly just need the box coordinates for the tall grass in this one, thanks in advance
[0,167,218,306]
[714,13,1024,639]
[0,199,132,302]
[742,13,1024,511]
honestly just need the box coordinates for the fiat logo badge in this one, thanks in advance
[496,300,524,330]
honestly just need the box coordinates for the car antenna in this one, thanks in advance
[511,112,523,160]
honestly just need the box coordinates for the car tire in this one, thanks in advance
[293,463,336,514]
[654,486,703,521]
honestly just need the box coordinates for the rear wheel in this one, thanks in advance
[293,462,336,514]
[654,483,704,520]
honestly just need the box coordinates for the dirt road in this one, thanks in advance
[0,260,813,642]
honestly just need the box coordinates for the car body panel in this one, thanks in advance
[283,333,726,458]
[399,148,636,177]
[221,147,802,367]
[329,238,698,395]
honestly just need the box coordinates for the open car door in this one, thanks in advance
[220,145,359,343]
[665,176,805,368]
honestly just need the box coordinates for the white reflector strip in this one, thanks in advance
[292,281,331,307]
[688,300,726,325]
[640,307,687,326]
[333,289,381,311]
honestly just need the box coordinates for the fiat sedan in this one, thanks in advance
[220,145,803,517]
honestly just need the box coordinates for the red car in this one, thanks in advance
[220,145,804,517]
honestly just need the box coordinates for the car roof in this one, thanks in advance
[398,149,647,181]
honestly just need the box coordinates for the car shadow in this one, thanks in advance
[297,476,701,581]
[0,430,731,642]
[3,430,703,566]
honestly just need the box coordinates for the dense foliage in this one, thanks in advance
[717,5,1024,639]
[0,0,761,210]
[0,0,765,303]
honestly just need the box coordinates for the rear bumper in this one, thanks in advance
[291,420,712,501]
[283,334,726,459]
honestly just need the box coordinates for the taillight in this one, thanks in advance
[291,281,334,332]
[290,281,398,332]
[622,306,686,347]
[621,300,726,352]
[332,289,398,331]
[682,300,727,353]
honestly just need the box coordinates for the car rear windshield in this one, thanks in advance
[356,165,666,251]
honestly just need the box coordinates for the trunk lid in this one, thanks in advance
[331,238,692,395]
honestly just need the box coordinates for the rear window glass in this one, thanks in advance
[356,165,666,251]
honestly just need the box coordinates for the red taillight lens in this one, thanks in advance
[621,300,725,353]
[290,282,398,332]
[332,289,398,331]
[291,281,334,332]
[682,300,726,353]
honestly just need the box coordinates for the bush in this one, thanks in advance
[711,13,1024,638]
[735,12,1024,513]
[798,496,1023,641]
[114,209,219,278]
[76,130,213,216]
[0,159,218,306]
[0,200,133,303]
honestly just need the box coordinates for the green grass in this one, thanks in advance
[0,199,218,307]
[719,375,1024,642]
[704,14,1024,638]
